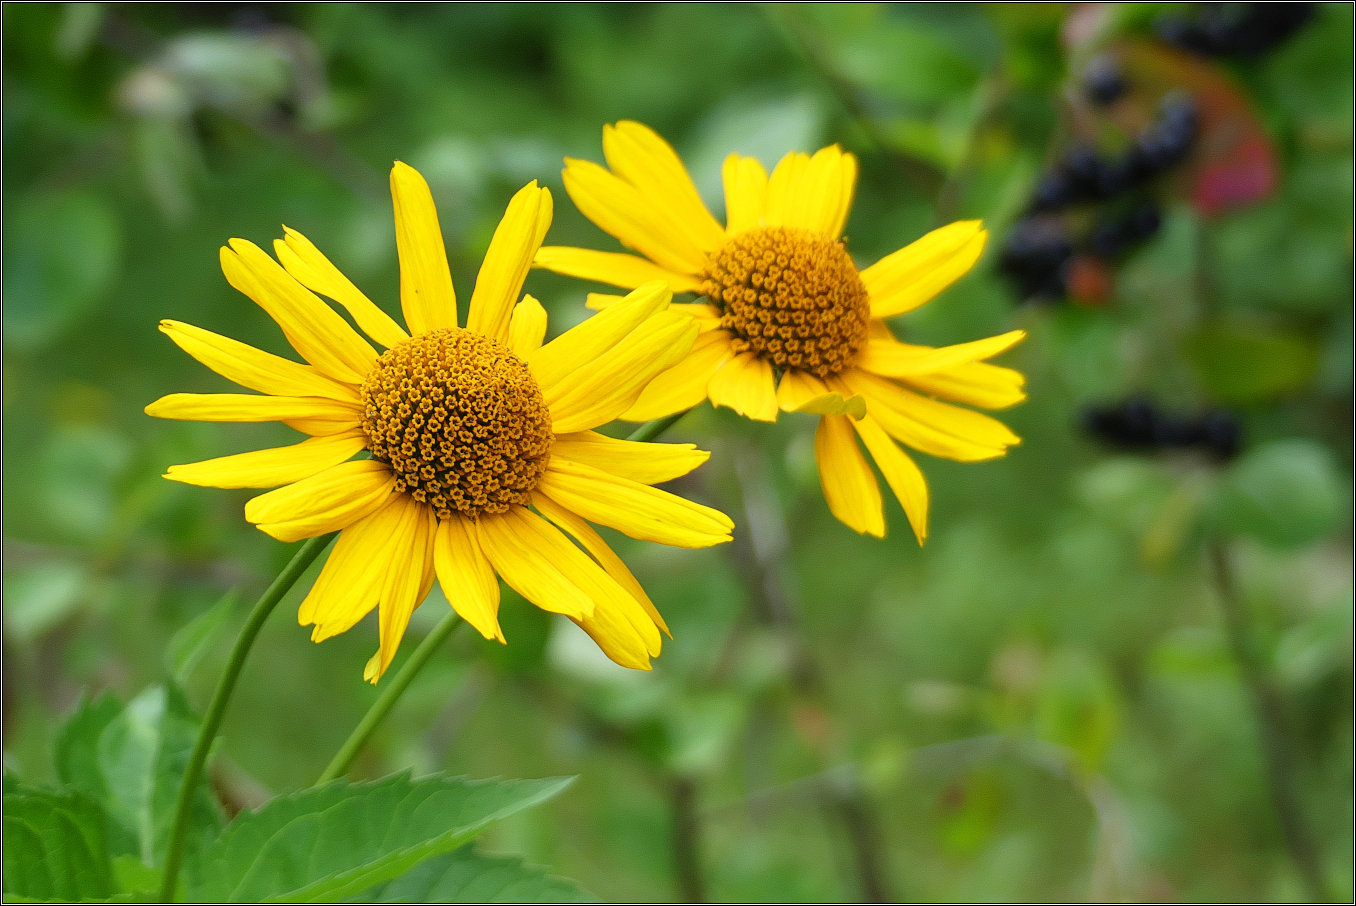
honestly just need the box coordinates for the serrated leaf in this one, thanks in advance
[2,777,116,901]
[353,844,596,903]
[184,772,573,903]
[166,590,238,683]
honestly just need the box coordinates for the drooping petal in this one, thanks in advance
[145,393,362,431]
[533,247,703,293]
[552,430,709,486]
[707,350,778,422]
[244,459,396,542]
[857,328,1026,377]
[158,320,356,401]
[836,370,1019,462]
[721,153,768,236]
[814,414,884,537]
[762,151,811,228]
[562,157,710,274]
[220,240,377,384]
[862,221,987,319]
[370,497,436,681]
[537,458,733,549]
[901,362,1027,409]
[164,429,367,488]
[467,182,552,342]
[776,370,866,418]
[434,515,503,642]
[622,329,735,421]
[274,227,409,349]
[507,295,548,357]
[299,497,403,640]
[852,415,928,544]
[527,281,671,393]
[391,161,457,333]
[475,507,595,620]
[603,121,725,253]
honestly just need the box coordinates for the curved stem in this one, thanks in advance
[159,532,337,903]
[627,409,691,443]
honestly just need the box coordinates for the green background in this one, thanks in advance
[4,3,1352,901]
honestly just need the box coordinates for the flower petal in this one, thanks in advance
[707,350,778,422]
[537,458,733,549]
[220,240,377,384]
[622,330,734,421]
[862,221,987,319]
[815,414,884,537]
[527,281,671,393]
[762,151,811,228]
[901,362,1027,409]
[853,415,928,544]
[508,295,548,357]
[475,507,594,619]
[827,152,857,239]
[145,392,362,429]
[533,247,703,293]
[468,182,552,342]
[603,121,725,253]
[370,497,436,682]
[721,153,768,236]
[434,515,503,642]
[858,328,1026,377]
[836,370,1019,462]
[782,145,853,237]
[562,157,709,274]
[299,498,402,640]
[552,431,708,486]
[159,320,356,401]
[244,459,397,542]
[164,429,367,488]
[275,227,409,349]
[391,161,457,333]
[777,369,867,418]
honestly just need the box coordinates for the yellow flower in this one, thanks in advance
[535,121,1027,543]
[147,162,734,681]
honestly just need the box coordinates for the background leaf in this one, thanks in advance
[353,843,597,903]
[2,775,116,902]
[1211,439,1349,548]
[165,589,239,683]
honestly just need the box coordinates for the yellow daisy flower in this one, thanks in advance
[147,162,734,681]
[534,121,1027,543]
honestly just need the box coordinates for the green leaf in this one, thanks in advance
[1186,324,1319,404]
[353,844,596,903]
[166,590,239,683]
[2,776,116,901]
[1211,439,1349,548]
[184,772,573,903]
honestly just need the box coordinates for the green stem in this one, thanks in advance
[158,532,337,903]
[316,610,464,784]
[627,409,691,443]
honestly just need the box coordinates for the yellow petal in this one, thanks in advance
[707,351,778,422]
[220,241,377,384]
[552,430,709,486]
[145,392,362,428]
[853,415,928,544]
[282,415,367,437]
[672,303,723,332]
[537,458,733,549]
[370,497,436,681]
[534,247,703,293]
[622,329,734,421]
[721,153,768,236]
[782,145,851,237]
[533,492,669,641]
[857,328,1026,377]
[164,429,367,488]
[762,151,811,228]
[434,515,503,642]
[901,362,1027,409]
[603,121,725,253]
[475,507,595,619]
[585,293,627,310]
[299,498,402,638]
[862,221,987,319]
[814,414,884,537]
[275,227,409,349]
[827,152,857,239]
[527,281,671,393]
[468,182,552,342]
[507,295,548,357]
[158,320,356,401]
[245,459,396,542]
[545,311,699,434]
[391,161,457,334]
[836,370,1019,462]
[561,157,709,274]
[776,370,866,418]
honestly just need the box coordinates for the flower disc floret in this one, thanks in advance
[360,327,552,519]
[700,226,870,378]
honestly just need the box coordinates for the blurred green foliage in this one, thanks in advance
[3,3,1351,902]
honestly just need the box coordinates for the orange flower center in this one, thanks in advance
[360,327,553,519]
[700,226,870,378]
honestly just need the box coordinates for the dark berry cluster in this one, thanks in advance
[1155,3,1315,60]
[1082,395,1241,460]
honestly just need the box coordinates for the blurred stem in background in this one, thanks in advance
[1209,539,1331,903]
[159,531,338,903]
